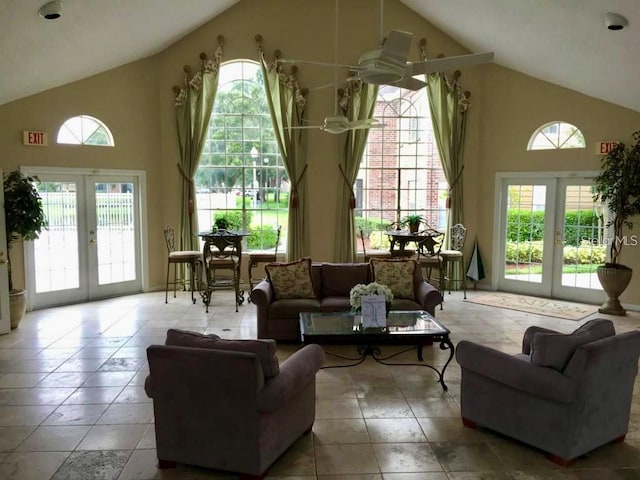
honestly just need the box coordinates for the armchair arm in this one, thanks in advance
[456,340,577,403]
[415,281,442,315]
[251,280,273,339]
[522,326,561,354]
[257,344,325,413]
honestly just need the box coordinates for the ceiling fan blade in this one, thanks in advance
[348,118,380,128]
[381,30,413,64]
[392,75,427,91]
[288,125,321,130]
[409,52,494,75]
[279,58,363,70]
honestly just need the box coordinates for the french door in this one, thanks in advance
[495,174,606,304]
[24,168,145,309]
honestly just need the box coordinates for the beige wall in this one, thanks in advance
[1,0,639,305]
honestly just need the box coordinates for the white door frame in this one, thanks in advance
[22,166,148,310]
[492,171,600,298]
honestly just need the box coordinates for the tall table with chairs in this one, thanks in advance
[384,229,443,259]
[163,226,202,304]
[440,223,467,299]
[247,225,282,299]
[199,230,248,313]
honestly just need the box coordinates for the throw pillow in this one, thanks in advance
[530,319,615,372]
[369,258,417,300]
[265,257,316,300]
[164,328,280,378]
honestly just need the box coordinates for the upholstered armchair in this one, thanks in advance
[145,329,325,478]
[456,319,640,466]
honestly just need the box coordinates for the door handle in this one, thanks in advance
[0,252,6,265]
[89,230,96,243]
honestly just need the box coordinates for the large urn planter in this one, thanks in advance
[596,265,632,316]
[9,289,27,329]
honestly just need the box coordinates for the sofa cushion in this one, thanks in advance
[530,319,615,372]
[165,328,280,378]
[266,257,316,300]
[320,263,370,297]
[369,258,417,300]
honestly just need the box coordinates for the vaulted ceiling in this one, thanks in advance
[2,0,638,112]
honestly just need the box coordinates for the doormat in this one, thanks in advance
[465,292,598,321]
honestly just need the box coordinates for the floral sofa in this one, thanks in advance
[250,258,442,341]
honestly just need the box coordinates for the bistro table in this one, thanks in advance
[198,230,249,312]
[383,229,443,256]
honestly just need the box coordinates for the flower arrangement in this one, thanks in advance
[349,282,394,311]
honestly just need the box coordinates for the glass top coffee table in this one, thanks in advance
[299,310,454,391]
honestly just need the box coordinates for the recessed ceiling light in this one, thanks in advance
[38,1,63,20]
[604,12,628,31]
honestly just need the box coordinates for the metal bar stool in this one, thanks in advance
[440,223,467,299]
[248,226,281,300]
[163,226,201,304]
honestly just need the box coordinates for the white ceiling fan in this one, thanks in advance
[289,0,385,135]
[281,0,494,91]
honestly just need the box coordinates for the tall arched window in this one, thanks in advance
[195,60,287,251]
[357,85,447,248]
[57,115,114,146]
[527,121,585,150]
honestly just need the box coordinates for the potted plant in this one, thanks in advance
[592,130,640,315]
[402,214,424,233]
[3,171,48,328]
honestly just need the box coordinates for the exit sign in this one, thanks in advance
[23,130,48,146]
[597,141,618,154]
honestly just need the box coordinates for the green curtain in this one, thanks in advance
[334,80,378,262]
[174,38,223,250]
[258,39,309,260]
[425,72,469,246]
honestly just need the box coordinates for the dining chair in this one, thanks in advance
[163,225,202,304]
[203,230,243,312]
[360,229,393,262]
[247,226,282,299]
[440,223,467,299]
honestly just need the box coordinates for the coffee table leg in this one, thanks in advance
[437,338,455,391]
[417,344,424,362]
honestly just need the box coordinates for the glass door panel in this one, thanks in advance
[551,179,606,302]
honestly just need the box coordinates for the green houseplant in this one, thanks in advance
[402,214,424,233]
[3,171,48,328]
[592,130,640,315]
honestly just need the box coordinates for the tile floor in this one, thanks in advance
[0,289,638,479]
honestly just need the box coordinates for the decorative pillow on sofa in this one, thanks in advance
[165,328,280,378]
[530,319,615,372]
[369,258,417,300]
[265,257,316,300]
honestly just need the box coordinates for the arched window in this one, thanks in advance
[57,115,114,146]
[195,60,286,251]
[357,85,447,249]
[527,121,585,150]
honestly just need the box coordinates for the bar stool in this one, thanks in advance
[440,223,467,299]
[247,226,282,300]
[416,231,445,309]
[163,225,202,304]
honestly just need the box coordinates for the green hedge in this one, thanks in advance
[505,241,606,265]
[506,209,601,245]
[247,225,279,249]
